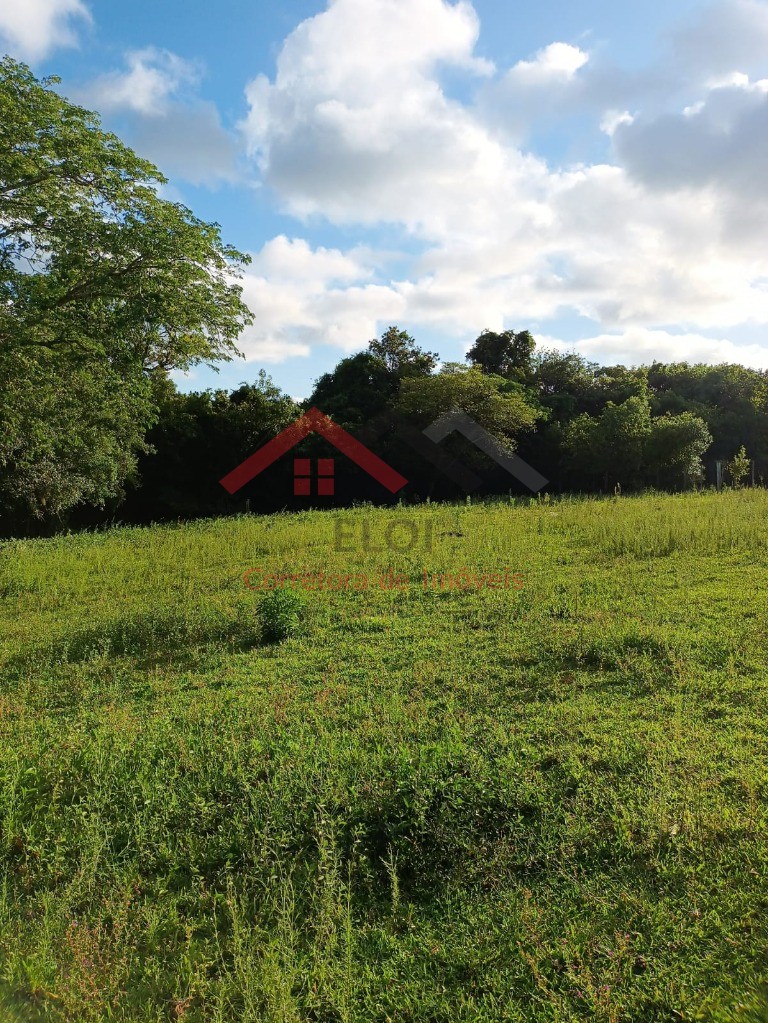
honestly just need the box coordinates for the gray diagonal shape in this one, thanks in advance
[423,410,548,493]
[358,410,483,492]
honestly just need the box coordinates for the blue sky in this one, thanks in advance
[3,0,768,398]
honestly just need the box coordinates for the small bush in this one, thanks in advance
[259,588,305,643]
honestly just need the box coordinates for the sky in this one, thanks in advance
[2,0,768,398]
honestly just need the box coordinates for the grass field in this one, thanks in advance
[0,491,767,1022]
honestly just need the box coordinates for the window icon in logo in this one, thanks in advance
[293,457,335,496]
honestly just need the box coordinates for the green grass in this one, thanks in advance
[0,490,767,1021]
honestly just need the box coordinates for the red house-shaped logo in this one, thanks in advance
[220,407,408,496]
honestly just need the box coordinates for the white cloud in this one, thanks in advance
[248,236,366,287]
[235,337,312,363]
[73,49,240,187]
[506,42,589,84]
[85,48,201,117]
[705,70,755,89]
[241,0,502,229]
[614,72,768,202]
[235,237,402,361]
[540,328,768,371]
[600,110,635,136]
[476,40,594,141]
[669,0,768,79]
[0,0,90,61]
[233,0,768,368]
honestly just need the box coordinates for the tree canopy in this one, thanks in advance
[467,329,536,380]
[0,57,253,525]
[368,326,438,378]
[1,61,765,532]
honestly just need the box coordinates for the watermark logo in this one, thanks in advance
[243,565,525,592]
[334,517,435,553]
[422,410,547,493]
[220,406,407,496]
[220,406,547,499]
[358,408,547,493]
[293,457,335,497]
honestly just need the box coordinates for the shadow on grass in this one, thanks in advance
[0,985,48,1023]
[4,602,261,678]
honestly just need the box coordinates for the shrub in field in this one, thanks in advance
[727,445,751,488]
[259,588,305,642]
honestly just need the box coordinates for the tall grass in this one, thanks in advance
[0,490,766,1020]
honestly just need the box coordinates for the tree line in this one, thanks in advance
[1,58,765,535]
[116,327,765,526]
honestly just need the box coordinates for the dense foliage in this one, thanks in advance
[111,329,764,526]
[1,59,766,534]
[0,58,252,530]
[7,314,768,532]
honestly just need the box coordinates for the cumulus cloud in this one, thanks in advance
[479,2,768,143]
[84,48,201,117]
[614,73,768,203]
[669,0,768,78]
[476,40,597,142]
[541,328,768,371]
[0,0,90,61]
[600,110,635,136]
[235,237,401,361]
[241,0,502,229]
[232,0,768,366]
[247,236,368,287]
[73,48,240,187]
[506,42,589,84]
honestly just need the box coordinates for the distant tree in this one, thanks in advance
[647,362,768,471]
[309,352,396,428]
[466,329,536,380]
[585,365,649,415]
[558,413,601,489]
[599,396,653,485]
[727,445,751,488]
[394,366,541,443]
[534,349,598,395]
[438,361,471,375]
[368,326,437,378]
[391,366,543,498]
[646,413,712,489]
[532,349,599,424]
[226,374,302,449]
[563,396,712,491]
[125,372,299,520]
[563,396,652,489]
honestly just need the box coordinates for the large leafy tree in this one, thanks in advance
[309,352,397,428]
[466,329,536,380]
[392,365,543,497]
[562,397,652,489]
[647,362,768,469]
[0,58,252,526]
[308,327,437,429]
[368,326,438,378]
[394,365,541,441]
[646,413,712,489]
[563,395,712,490]
[0,349,156,524]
